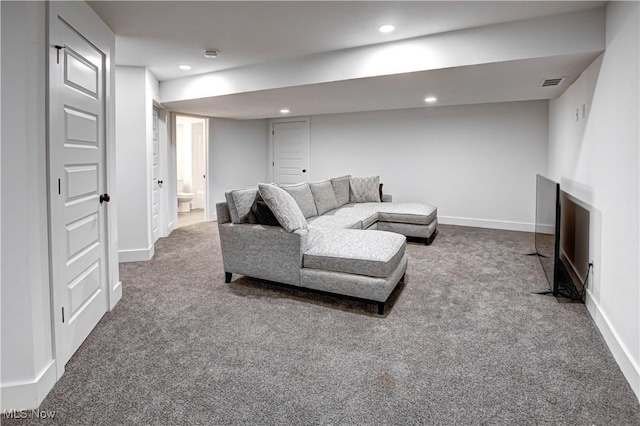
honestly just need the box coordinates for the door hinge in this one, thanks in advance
[58,178,61,195]
[62,307,65,323]
[272,161,275,166]
[54,45,66,64]
[272,130,274,135]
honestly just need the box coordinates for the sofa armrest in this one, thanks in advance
[382,194,392,202]
[217,221,310,286]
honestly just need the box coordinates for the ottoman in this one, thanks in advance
[374,203,438,245]
[300,229,408,314]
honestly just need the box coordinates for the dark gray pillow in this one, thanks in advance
[251,195,280,226]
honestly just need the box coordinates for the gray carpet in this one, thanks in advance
[6,223,639,425]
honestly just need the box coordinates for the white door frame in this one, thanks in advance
[268,117,311,183]
[47,1,120,379]
[152,103,172,240]
[154,103,171,237]
[171,113,212,223]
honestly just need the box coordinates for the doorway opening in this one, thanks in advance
[175,115,207,228]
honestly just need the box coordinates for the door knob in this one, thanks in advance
[302,169,307,173]
[158,180,163,187]
[100,194,111,204]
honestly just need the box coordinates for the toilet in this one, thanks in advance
[177,192,195,213]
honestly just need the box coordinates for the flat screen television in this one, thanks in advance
[534,174,583,301]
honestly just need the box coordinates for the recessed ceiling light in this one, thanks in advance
[179,64,191,70]
[280,108,290,114]
[424,96,438,103]
[379,24,395,34]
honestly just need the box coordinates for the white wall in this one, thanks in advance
[162,9,604,104]
[0,0,118,409]
[116,67,153,261]
[310,101,548,231]
[0,1,56,409]
[548,1,639,400]
[116,67,162,261]
[209,118,268,218]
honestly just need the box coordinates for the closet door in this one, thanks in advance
[49,4,110,374]
[272,119,310,184]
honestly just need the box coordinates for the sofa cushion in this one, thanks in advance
[377,203,438,225]
[350,176,381,203]
[304,229,406,278]
[224,186,258,224]
[258,184,308,232]
[281,182,318,218]
[309,180,339,215]
[307,214,362,230]
[308,202,379,230]
[331,175,351,207]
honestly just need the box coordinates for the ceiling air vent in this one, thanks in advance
[540,77,566,87]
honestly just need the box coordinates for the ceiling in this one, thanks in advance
[88,1,607,119]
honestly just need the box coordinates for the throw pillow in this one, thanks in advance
[224,186,259,224]
[281,182,318,218]
[349,176,381,203]
[258,183,308,232]
[309,180,339,215]
[331,175,351,207]
[251,194,280,226]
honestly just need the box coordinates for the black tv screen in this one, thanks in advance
[534,174,561,293]
[534,174,585,301]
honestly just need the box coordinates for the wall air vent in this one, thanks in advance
[540,77,566,87]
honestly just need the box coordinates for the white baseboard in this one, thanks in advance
[118,245,154,263]
[1,360,57,410]
[439,215,534,232]
[585,290,640,402]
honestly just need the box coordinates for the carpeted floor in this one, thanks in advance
[6,223,639,425]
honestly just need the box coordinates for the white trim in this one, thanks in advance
[204,118,214,222]
[154,105,171,238]
[167,112,178,235]
[0,360,56,410]
[118,245,155,263]
[584,290,640,401]
[439,215,534,232]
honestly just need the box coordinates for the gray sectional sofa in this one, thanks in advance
[216,175,437,314]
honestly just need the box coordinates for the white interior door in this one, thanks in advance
[49,14,109,371]
[152,107,160,242]
[272,120,310,184]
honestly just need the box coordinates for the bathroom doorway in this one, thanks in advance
[175,115,208,228]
